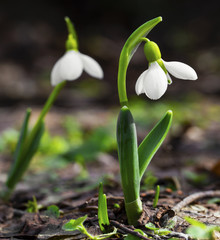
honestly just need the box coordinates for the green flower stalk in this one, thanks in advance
[117,17,162,106]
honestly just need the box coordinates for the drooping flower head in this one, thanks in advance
[51,18,103,86]
[135,39,197,100]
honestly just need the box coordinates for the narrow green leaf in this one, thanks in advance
[13,108,31,163]
[6,122,45,190]
[138,110,173,179]
[98,182,110,233]
[117,106,142,225]
[117,106,140,203]
[153,185,160,208]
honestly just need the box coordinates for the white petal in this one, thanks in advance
[80,53,103,79]
[163,60,197,80]
[51,58,62,86]
[143,62,168,100]
[135,70,148,95]
[59,50,83,81]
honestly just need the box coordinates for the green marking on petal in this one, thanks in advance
[157,58,167,74]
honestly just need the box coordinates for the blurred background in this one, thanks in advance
[0,0,219,192]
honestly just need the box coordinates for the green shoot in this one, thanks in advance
[153,185,160,208]
[25,196,42,213]
[98,182,110,233]
[63,215,117,240]
[145,222,171,236]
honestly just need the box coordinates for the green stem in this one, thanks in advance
[117,17,162,106]
[34,81,66,126]
[22,81,66,154]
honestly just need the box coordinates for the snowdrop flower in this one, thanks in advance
[135,39,197,100]
[51,35,103,86]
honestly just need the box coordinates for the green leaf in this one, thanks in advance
[186,226,210,239]
[117,106,142,225]
[117,106,140,203]
[207,197,220,204]
[185,217,220,239]
[98,182,110,233]
[138,110,173,179]
[145,222,159,230]
[62,215,87,231]
[184,217,207,229]
[45,205,60,218]
[13,108,31,164]
[118,16,162,105]
[6,121,45,190]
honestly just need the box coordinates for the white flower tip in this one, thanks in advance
[80,53,104,80]
[147,92,165,100]
[95,67,104,79]
[189,69,198,80]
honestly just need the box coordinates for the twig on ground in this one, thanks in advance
[172,190,220,212]
[110,220,151,240]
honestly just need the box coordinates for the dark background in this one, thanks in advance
[0,0,219,107]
